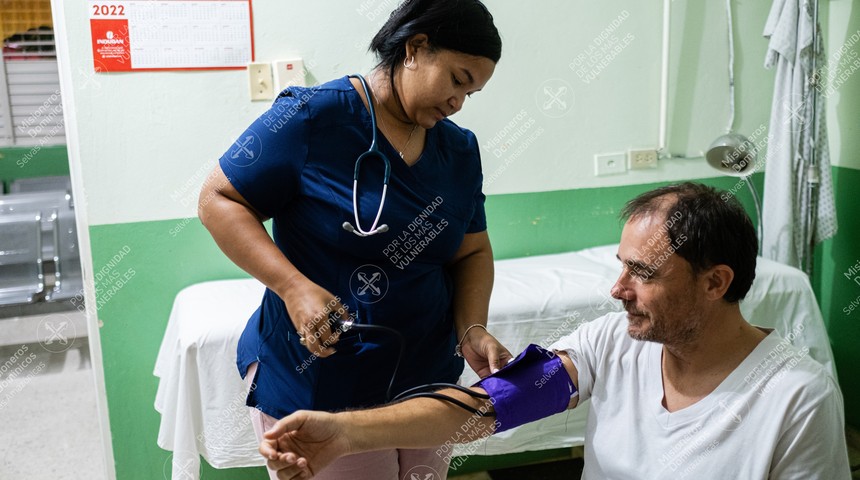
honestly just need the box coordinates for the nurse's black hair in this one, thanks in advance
[369,0,501,106]
[620,182,758,303]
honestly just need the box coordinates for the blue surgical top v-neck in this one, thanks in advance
[218,75,487,418]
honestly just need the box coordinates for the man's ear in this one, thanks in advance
[701,264,735,301]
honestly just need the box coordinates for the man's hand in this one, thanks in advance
[259,410,352,479]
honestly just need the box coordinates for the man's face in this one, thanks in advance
[610,213,704,345]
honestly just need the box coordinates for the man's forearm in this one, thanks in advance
[342,387,496,453]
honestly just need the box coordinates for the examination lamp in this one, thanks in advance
[705,133,763,252]
[705,132,755,176]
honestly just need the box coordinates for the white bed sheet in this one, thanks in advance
[154,245,835,478]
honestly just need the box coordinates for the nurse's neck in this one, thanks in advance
[369,69,414,128]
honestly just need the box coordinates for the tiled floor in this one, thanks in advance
[0,310,107,480]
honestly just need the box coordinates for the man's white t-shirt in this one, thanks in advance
[550,312,850,479]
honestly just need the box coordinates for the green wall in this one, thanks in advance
[812,166,860,427]
[486,175,764,259]
[90,173,773,479]
[0,146,70,192]
[90,219,254,480]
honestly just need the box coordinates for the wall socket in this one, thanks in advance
[629,149,658,169]
[594,152,628,176]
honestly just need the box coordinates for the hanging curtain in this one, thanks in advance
[761,0,837,271]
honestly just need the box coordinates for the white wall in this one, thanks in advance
[57,0,780,226]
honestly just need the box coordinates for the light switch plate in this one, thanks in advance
[248,62,274,101]
[273,58,306,90]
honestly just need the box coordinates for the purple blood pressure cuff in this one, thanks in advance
[473,344,577,433]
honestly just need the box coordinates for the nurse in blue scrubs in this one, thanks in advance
[199,0,511,477]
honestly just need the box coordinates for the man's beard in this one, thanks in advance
[624,301,703,345]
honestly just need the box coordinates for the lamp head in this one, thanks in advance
[705,133,757,177]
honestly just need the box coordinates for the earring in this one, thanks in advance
[403,55,415,69]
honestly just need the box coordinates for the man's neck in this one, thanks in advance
[662,304,767,397]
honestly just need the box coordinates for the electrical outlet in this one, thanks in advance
[248,62,274,101]
[628,149,658,169]
[594,152,627,176]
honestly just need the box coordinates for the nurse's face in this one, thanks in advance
[398,35,496,129]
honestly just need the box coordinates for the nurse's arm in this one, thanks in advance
[260,352,579,477]
[198,164,298,294]
[198,165,343,357]
[447,231,513,377]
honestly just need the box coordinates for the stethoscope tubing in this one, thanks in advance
[346,74,391,237]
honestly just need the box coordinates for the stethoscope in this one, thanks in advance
[342,74,391,237]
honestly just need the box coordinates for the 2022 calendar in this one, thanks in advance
[89,0,254,72]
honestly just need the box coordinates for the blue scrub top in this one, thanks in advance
[219,76,487,419]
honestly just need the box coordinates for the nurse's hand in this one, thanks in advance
[281,279,348,358]
[460,329,513,378]
[260,410,348,479]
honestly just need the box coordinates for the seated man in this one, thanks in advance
[259,182,851,479]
